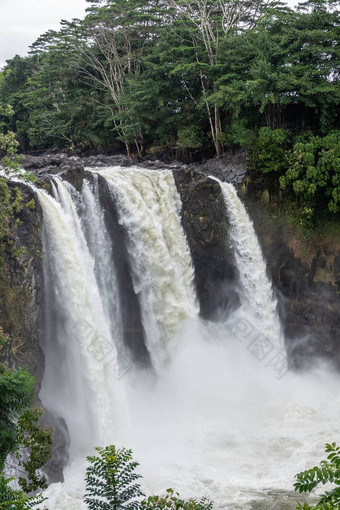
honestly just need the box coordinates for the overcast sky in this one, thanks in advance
[0,0,87,69]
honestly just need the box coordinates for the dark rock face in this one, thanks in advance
[173,168,240,319]
[82,154,133,168]
[194,150,247,184]
[23,153,84,192]
[40,412,70,484]
[0,181,45,387]
[244,198,340,369]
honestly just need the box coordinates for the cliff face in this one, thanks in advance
[244,198,340,369]
[8,155,340,375]
[173,168,240,319]
[0,181,44,386]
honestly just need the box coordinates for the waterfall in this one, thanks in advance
[211,177,283,348]
[95,166,198,370]
[37,179,125,457]
[27,167,339,510]
[80,177,122,343]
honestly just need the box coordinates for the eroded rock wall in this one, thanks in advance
[0,181,44,386]
[173,168,239,319]
[244,198,340,369]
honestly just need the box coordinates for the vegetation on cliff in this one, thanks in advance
[0,348,50,508]
[0,127,51,508]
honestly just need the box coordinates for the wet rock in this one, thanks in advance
[59,156,84,191]
[173,168,240,319]
[82,154,132,168]
[244,197,340,369]
[40,412,70,484]
[194,149,247,184]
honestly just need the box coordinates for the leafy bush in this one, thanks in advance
[84,446,144,510]
[280,131,340,216]
[16,408,52,492]
[177,126,204,149]
[0,474,46,509]
[249,127,290,175]
[294,442,340,509]
[0,365,34,470]
[0,362,52,493]
[140,488,213,509]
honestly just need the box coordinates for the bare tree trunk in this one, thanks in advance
[214,106,224,156]
[124,140,131,159]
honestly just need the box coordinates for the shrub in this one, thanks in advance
[140,488,213,510]
[0,473,46,509]
[84,446,144,510]
[294,442,340,509]
[84,446,214,510]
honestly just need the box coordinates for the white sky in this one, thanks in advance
[0,0,88,69]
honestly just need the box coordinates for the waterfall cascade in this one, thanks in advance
[37,178,125,455]
[210,177,283,348]
[21,166,338,510]
[95,166,198,369]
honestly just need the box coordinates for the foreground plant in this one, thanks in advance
[140,488,213,510]
[294,442,340,509]
[84,445,214,510]
[84,446,144,510]
[0,474,46,509]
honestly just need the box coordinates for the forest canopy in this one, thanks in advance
[0,0,338,155]
[0,0,339,220]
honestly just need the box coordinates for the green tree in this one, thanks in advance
[0,365,34,469]
[84,445,144,509]
[0,474,46,510]
[0,104,21,171]
[0,56,34,149]
[294,442,340,509]
[280,131,340,218]
[0,363,52,493]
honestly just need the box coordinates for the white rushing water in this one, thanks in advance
[96,166,198,369]
[36,179,128,509]
[211,177,283,348]
[32,168,339,510]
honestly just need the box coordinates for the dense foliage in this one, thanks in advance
[0,361,50,508]
[294,442,340,510]
[84,446,144,509]
[0,0,338,155]
[0,474,46,510]
[0,0,338,221]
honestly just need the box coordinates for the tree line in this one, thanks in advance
[0,0,338,155]
[0,0,339,221]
